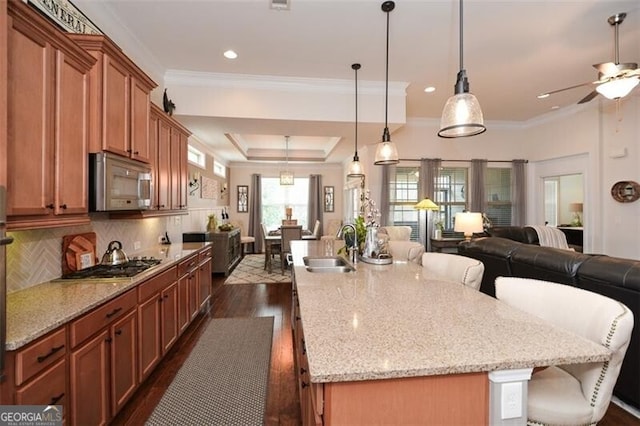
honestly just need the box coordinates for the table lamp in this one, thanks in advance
[569,203,583,227]
[454,212,483,241]
[414,198,439,251]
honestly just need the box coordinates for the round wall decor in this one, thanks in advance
[611,180,640,203]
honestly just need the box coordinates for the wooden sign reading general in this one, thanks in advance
[28,0,102,35]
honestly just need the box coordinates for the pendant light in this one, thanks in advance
[279,136,294,185]
[374,0,399,165]
[438,0,486,138]
[347,63,365,178]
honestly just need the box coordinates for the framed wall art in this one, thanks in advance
[237,185,249,212]
[324,186,334,212]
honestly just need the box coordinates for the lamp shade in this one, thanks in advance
[569,203,583,213]
[596,77,639,100]
[280,171,294,185]
[454,212,483,239]
[374,141,399,165]
[438,92,486,138]
[414,198,439,210]
[347,158,364,178]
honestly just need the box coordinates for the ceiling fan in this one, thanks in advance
[538,12,640,104]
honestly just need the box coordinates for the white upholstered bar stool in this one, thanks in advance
[421,252,484,290]
[495,277,634,426]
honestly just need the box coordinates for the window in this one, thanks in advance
[261,177,309,231]
[213,160,226,178]
[187,145,205,168]
[434,167,467,231]
[389,167,420,240]
[485,167,512,227]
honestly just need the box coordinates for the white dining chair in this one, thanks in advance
[421,252,484,290]
[495,277,634,426]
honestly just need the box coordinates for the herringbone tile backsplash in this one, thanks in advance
[6,208,224,293]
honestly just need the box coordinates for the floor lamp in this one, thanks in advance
[414,198,439,252]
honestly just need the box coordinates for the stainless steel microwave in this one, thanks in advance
[89,152,152,211]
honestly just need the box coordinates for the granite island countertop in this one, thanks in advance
[5,242,210,351]
[290,240,611,384]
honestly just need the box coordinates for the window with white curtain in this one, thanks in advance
[485,167,512,227]
[261,177,309,231]
[389,167,420,240]
[434,167,468,231]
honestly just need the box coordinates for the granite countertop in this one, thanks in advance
[5,242,210,351]
[290,240,611,384]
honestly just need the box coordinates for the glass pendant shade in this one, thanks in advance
[279,170,294,185]
[347,157,364,178]
[439,92,486,138]
[595,77,639,99]
[374,140,399,165]
[280,135,294,185]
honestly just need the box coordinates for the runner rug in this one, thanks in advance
[224,254,291,284]
[146,316,274,426]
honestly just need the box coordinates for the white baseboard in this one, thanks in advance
[612,396,640,419]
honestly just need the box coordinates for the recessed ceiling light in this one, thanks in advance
[424,86,436,93]
[551,105,560,110]
[537,93,550,99]
[223,50,238,59]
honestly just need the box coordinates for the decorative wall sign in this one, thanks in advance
[201,176,218,200]
[28,0,102,34]
[611,180,640,203]
[324,186,335,212]
[237,185,249,212]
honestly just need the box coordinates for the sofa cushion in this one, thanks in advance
[486,226,539,245]
[509,244,592,285]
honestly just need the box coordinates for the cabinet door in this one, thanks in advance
[177,131,189,210]
[137,295,161,382]
[16,359,66,407]
[102,55,129,157]
[177,273,190,335]
[198,256,212,310]
[156,118,171,210]
[70,329,110,426]
[188,270,199,320]
[130,76,151,163]
[169,128,182,210]
[55,49,89,215]
[110,310,138,416]
[7,14,54,216]
[161,282,178,353]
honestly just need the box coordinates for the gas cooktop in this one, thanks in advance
[61,257,162,280]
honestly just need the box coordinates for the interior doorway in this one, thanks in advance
[543,174,583,227]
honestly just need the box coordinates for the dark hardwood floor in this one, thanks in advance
[112,273,639,426]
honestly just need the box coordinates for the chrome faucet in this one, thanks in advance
[337,224,358,264]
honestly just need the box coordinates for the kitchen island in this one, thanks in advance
[290,240,610,425]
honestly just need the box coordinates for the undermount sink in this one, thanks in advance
[303,256,355,273]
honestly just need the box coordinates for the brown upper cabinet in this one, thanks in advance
[6,1,96,230]
[68,34,157,164]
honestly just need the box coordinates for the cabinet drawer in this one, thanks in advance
[70,289,137,348]
[16,359,66,407]
[178,253,198,276]
[15,328,66,386]
[198,247,212,262]
[138,266,177,302]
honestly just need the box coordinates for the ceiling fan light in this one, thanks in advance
[595,77,639,99]
[374,141,399,165]
[438,92,486,138]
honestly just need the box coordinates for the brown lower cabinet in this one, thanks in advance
[1,245,212,425]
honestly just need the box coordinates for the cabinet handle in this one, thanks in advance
[105,307,122,318]
[59,204,67,210]
[36,345,64,363]
[115,329,122,336]
[295,316,301,321]
[127,149,132,153]
[50,393,65,405]
[164,294,169,299]
[105,337,113,343]
[134,151,139,155]
[46,203,55,209]
[300,367,307,375]
[301,381,309,388]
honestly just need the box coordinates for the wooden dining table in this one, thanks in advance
[264,228,318,273]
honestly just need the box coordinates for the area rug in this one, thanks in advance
[224,254,291,284]
[146,316,274,426]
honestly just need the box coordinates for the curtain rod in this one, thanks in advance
[398,159,528,163]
